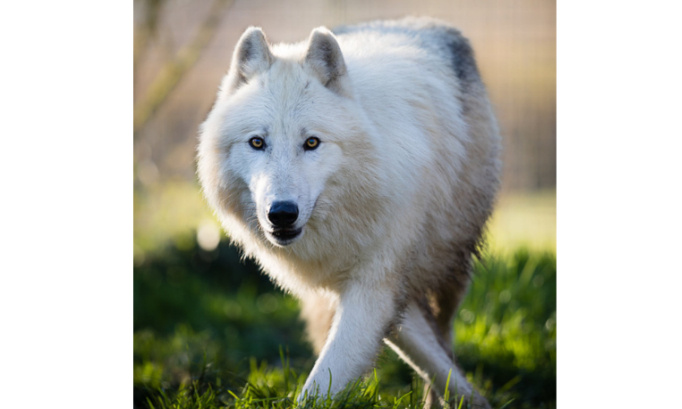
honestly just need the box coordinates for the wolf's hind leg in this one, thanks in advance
[384,302,490,409]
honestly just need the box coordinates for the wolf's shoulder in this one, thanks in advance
[333,17,480,85]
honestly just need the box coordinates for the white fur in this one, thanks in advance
[198,17,500,408]
[385,303,484,407]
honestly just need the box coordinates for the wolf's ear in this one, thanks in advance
[230,27,273,87]
[304,28,349,96]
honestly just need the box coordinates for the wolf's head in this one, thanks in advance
[198,26,368,250]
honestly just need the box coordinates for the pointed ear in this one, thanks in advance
[304,28,349,95]
[230,27,273,87]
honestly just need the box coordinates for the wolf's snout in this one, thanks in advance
[267,201,299,227]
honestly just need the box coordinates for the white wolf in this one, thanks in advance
[197,17,501,408]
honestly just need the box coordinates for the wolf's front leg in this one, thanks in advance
[298,278,398,401]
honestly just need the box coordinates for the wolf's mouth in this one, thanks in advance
[267,227,303,245]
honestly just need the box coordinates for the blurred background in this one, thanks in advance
[133,1,556,408]
[134,0,555,257]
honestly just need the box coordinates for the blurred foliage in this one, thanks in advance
[134,230,555,409]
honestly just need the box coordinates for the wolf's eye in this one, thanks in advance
[249,137,265,150]
[304,137,320,151]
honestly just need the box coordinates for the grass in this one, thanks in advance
[134,239,555,409]
[133,185,555,408]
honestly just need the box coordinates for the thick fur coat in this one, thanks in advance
[197,17,501,408]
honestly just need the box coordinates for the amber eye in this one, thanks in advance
[304,137,320,151]
[249,136,265,150]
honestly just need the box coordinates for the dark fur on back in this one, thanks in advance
[442,28,481,92]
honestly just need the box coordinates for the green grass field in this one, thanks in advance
[134,186,555,408]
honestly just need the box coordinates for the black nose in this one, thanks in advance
[267,201,299,227]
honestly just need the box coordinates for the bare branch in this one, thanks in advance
[134,0,233,136]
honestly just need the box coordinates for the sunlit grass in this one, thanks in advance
[486,190,556,254]
[134,181,217,263]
